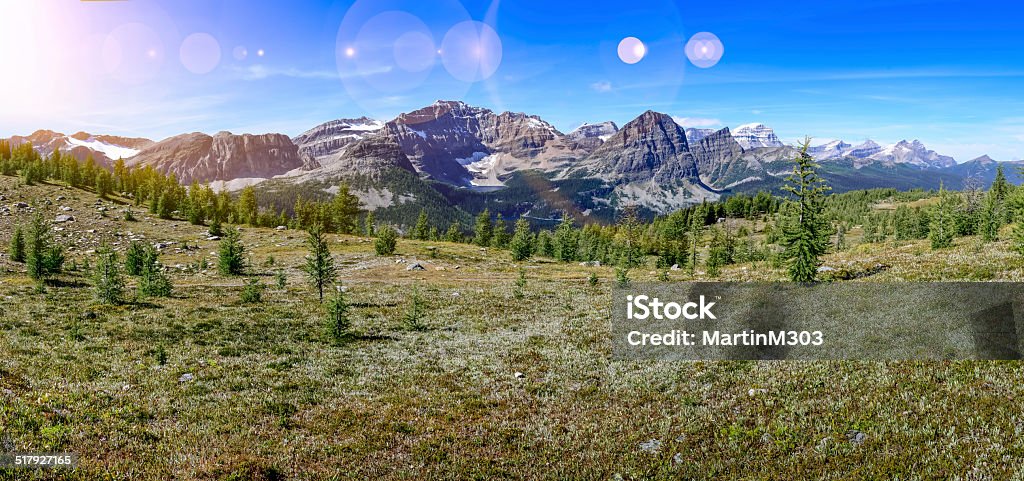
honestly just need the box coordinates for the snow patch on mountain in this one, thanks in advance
[64,136,141,160]
[733,123,783,149]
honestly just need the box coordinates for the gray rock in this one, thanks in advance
[178,373,194,383]
[639,439,662,454]
[275,225,287,230]
[54,214,75,223]
[406,262,425,271]
[847,430,867,445]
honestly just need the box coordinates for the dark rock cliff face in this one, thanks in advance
[128,132,308,184]
[582,110,698,184]
[367,100,571,185]
[690,127,757,189]
[291,117,383,163]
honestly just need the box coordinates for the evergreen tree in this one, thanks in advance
[26,214,63,282]
[554,215,578,261]
[139,248,173,298]
[930,182,955,249]
[473,209,493,247]
[363,211,376,237]
[331,183,362,234]
[1013,211,1024,255]
[491,218,510,248]
[992,165,1010,202]
[980,190,1001,243]
[92,246,124,305]
[509,218,534,261]
[834,223,848,250]
[326,289,351,344]
[236,186,258,226]
[444,223,463,243]
[780,138,832,282]
[412,210,430,240]
[218,227,246,275]
[124,241,148,276]
[303,224,336,302]
[688,211,704,274]
[8,225,25,263]
[375,225,398,256]
[614,207,644,268]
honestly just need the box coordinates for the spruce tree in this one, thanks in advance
[444,223,463,243]
[93,246,124,305]
[364,211,376,237]
[491,218,510,248]
[124,241,148,276]
[509,218,534,261]
[780,138,832,282]
[139,248,173,298]
[930,182,954,249]
[473,209,493,247]
[413,210,429,240]
[26,214,63,282]
[980,190,1000,243]
[325,289,351,344]
[554,215,578,261]
[8,225,25,263]
[303,224,336,302]
[218,227,246,275]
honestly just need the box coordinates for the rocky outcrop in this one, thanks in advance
[128,131,309,184]
[568,121,619,152]
[291,117,383,164]
[690,127,757,189]
[580,110,698,184]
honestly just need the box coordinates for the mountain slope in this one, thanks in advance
[128,131,310,185]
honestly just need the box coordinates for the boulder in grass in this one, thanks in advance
[54,214,75,223]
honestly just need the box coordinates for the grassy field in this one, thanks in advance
[2,176,1024,480]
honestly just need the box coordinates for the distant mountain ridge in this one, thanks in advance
[5,100,1016,224]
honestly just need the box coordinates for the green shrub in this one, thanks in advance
[240,277,264,304]
[615,268,630,288]
[375,225,398,256]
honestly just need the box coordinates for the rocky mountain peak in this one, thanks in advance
[733,123,783,149]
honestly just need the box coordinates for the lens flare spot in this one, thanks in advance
[617,37,646,64]
[233,46,248,60]
[393,31,435,72]
[179,32,221,74]
[102,23,165,84]
[685,32,724,68]
[440,21,502,82]
[256,48,265,57]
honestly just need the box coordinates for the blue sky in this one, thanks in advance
[1,0,1023,161]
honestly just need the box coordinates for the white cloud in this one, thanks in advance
[590,81,612,93]
[672,116,722,128]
